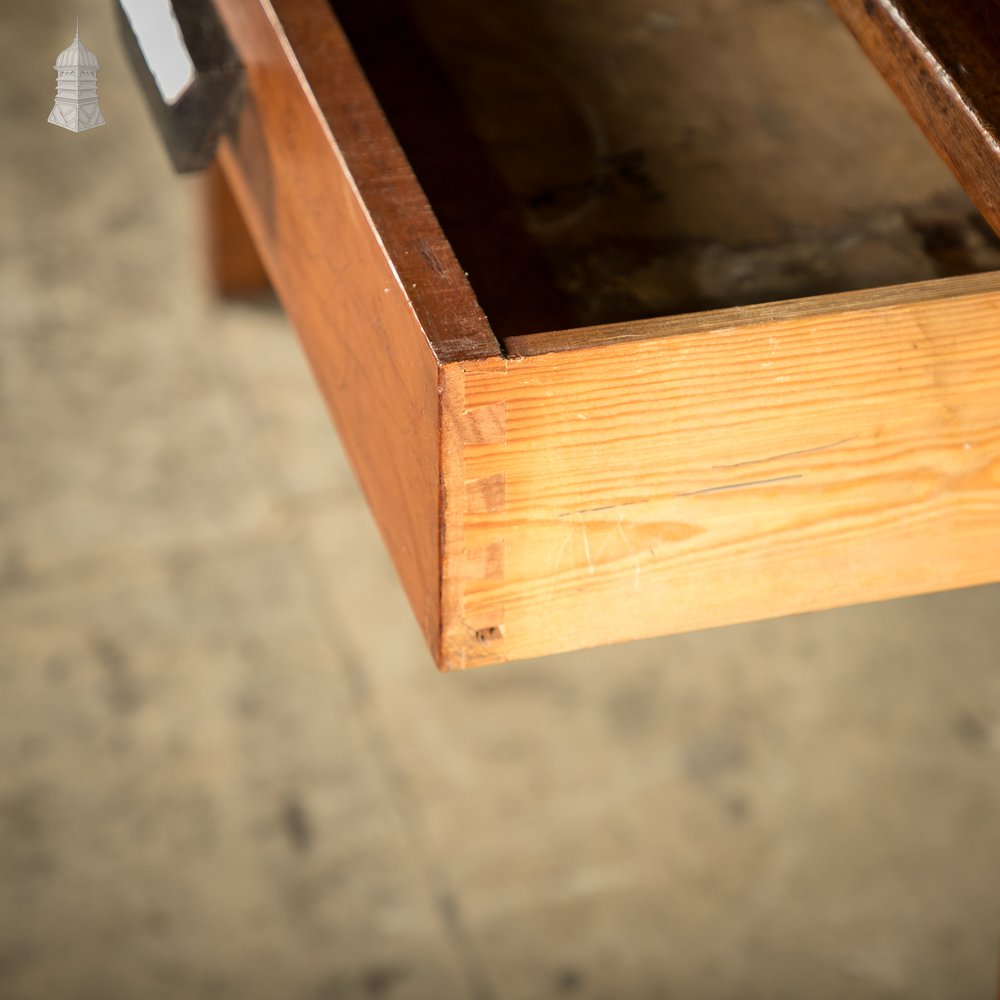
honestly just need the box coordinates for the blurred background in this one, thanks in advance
[2,1,999,998]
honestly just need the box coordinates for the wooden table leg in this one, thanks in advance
[203,158,270,298]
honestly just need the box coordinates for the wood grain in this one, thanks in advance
[442,278,1000,668]
[202,0,1000,670]
[203,159,270,297]
[504,272,1000,356]
[212,0,500,656]
[829,0,1000,238]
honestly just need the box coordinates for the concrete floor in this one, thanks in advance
[2,2,999,998]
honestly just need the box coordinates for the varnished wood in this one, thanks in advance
[829,0,1000,239]
[218,0,498,365]
[203,159,270,297]
[202,0,1000,670]
[212,0,499,658]
[441,278,1000,668]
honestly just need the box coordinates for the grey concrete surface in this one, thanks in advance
[2,2,999,998]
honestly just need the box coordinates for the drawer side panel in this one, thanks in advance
[214,0,499,653]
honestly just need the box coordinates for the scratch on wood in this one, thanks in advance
[594,522,616,560]
[415,237,448,278]
[558,499,647,518]
[679,474,803,498]
[712,439,853,470]
[615,518,643,591]
[580,518,594,574]
[552,528,574,572]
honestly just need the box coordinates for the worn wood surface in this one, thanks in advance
[829,0,1000,241]
[206,0,1000,670]
[441,277,1000,668]
[203,159,270,297]
[212,0,499,656]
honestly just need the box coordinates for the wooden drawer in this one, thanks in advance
[206,0,1000,669]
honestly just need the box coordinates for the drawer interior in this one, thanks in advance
[331,0,1000,338]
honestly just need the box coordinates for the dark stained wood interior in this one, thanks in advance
[330,0,1000,333]
[332,0,576,339]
